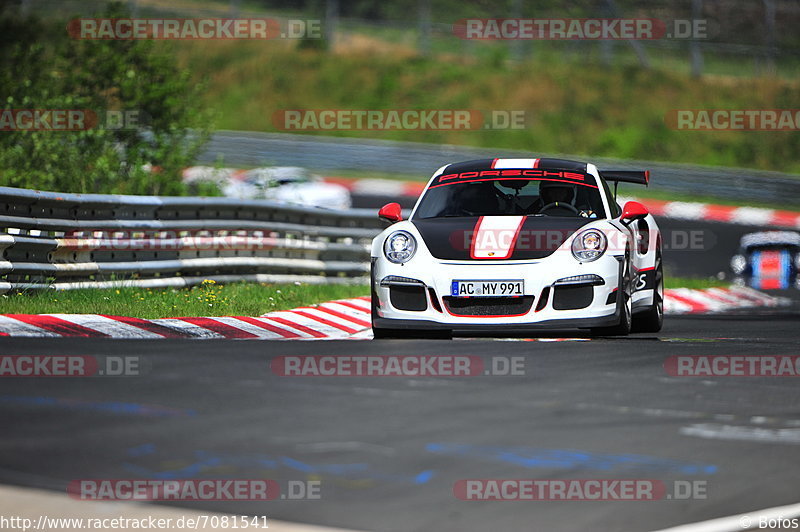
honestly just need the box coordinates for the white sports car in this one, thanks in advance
[370,157,663,338]
[183,166,351,210]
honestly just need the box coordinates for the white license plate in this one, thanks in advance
[451,280,524,297]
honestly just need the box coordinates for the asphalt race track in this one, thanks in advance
[1,304,799,532]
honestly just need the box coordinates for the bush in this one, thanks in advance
[0,3,213,195]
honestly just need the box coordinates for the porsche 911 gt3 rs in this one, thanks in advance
[370,157,663,338]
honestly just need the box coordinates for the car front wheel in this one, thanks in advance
[632,249,664,333]
[590,253,632,337]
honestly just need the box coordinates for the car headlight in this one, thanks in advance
[730,254,747,275]
[384,231,417,264]
[571,229,607,262]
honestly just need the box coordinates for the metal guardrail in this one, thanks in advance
[200,131,800,208]
[0,186,383,292]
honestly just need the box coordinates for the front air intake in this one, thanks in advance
[552,285,593,310]
[443,296,534,317]
[389,285,428,311]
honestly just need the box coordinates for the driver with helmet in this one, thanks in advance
[535,180,596,218]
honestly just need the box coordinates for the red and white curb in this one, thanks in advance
[323,176,800,229]
[0,297,372,340]
[0,288,791,339]
[323,177,426,198]
[663,286,789,314]
[619,196,800,229]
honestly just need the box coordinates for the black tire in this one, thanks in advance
[372,327,452,339]
[590,252,632,337]
[632,250,664,333]
[372,327,406,339]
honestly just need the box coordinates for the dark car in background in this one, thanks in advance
[730,231,800,290]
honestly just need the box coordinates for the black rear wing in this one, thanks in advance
[599,170,650,186]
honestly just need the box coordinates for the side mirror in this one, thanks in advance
[378,202,403,223]
[620,201,649,224]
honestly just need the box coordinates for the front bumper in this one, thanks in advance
[372,254,623,331]
[372,312,620,333]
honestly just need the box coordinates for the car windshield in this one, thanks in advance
[413,169,607,219]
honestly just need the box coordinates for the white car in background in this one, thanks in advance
[183,166,351,210]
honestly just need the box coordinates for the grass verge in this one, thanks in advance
[0,281,369,319]
[664,277,729,290]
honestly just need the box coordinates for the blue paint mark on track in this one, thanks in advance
[122,446,435,485]
[425,443,717,475]
[0,395,196,417]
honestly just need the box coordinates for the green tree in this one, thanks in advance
[0,3,212,194]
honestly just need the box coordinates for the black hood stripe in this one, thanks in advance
[412,216,593,261]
